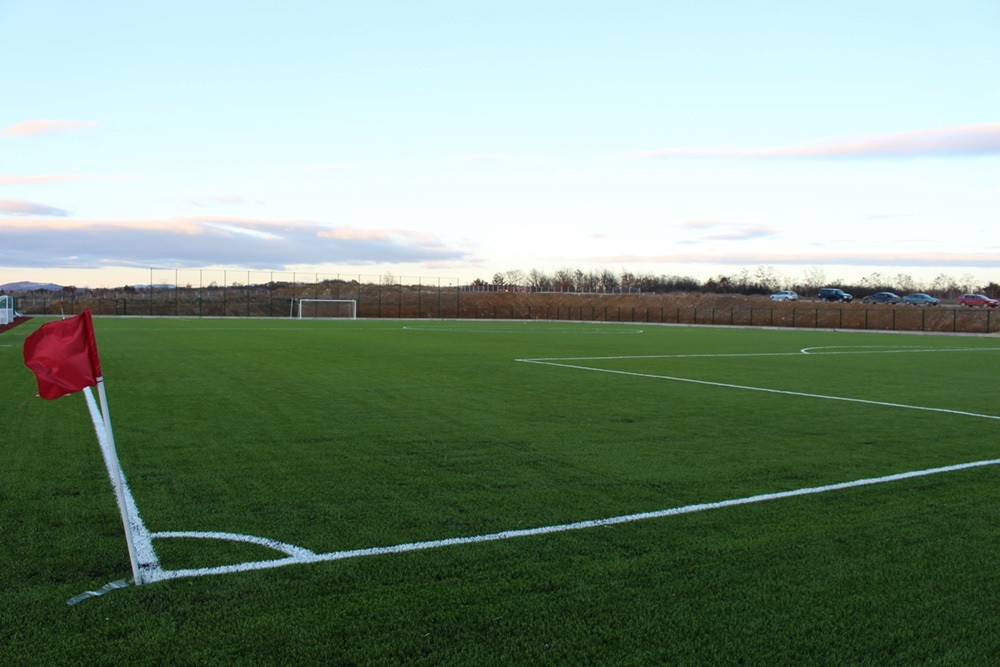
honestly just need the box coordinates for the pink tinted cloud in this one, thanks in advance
[0,173,138,185]
[0,199,69,217]
[317,227,438,244]
[1,119,101,137]
[635,124,1000,160]
[318,226,393,242]
[0,174,84,185]
[586,251,1000,268]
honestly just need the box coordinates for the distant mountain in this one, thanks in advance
[1,281,63,292]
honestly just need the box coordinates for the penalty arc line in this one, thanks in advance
[143,458,1000,583]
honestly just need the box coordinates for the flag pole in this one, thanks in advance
[94,377,144,584]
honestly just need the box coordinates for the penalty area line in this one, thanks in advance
[145,458,1000,583]
[515,358,1000,421]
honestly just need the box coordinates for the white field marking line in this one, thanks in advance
[800,345,1000,355]
[140,458,1000,583]
[402,325,644,335]
[522,346,1000,363]
[151,531,317,559]
[517,358,1000,420]
[98,327,395,332]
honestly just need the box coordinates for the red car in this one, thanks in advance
[957,293,999,307]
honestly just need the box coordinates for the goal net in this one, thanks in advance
[297,299,357,320]
[0,295,16,325]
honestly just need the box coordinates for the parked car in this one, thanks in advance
[817,288,853,302]
[770,290,798,302]
[862,292,902,304]
[901,293,940,306]
[957,294,999,307]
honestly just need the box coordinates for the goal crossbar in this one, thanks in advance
[296,298,357,319]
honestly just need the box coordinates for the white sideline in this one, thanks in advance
[142,458,1000,583]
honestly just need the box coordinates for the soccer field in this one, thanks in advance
[3,318,998,663]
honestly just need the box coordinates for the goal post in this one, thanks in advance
[296,298,357,320]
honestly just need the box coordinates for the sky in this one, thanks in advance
[1,0,998,289]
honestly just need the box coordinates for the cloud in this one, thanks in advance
[452,153,547,163]
[863,212,918,221]
[0,174,84,185]
[1,119,101,137]
[585,251,1000,269]
[0,199,70,217]
[0,173,136,185]
[0,216,470,269]
[674,220,781,242]
[189,194,265,208]
[633,124,1000,160]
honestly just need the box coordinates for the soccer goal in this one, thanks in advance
[296,298,357,320]
[0,295,16,325]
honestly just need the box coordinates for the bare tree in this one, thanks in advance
[553,268,576,291]
[893,273,919,293]
[504,269,526,289]
[802,266,827,290]
[527,269,553,291]
[753,265,783,292]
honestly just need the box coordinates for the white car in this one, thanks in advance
[770,290,798,302]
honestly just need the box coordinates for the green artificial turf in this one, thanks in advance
[1,318,997,664]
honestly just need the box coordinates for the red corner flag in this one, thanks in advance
[23,309,103,399]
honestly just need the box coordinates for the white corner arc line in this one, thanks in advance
[143,458,999,583]
[151,531,316,559]
[515,358,1000,420]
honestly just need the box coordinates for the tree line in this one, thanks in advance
[473,267,999,299]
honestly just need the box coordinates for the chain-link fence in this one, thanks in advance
[5,270,997,334]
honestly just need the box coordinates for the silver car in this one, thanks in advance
[901,293,940,306]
